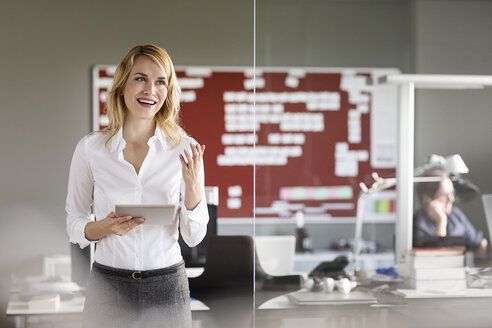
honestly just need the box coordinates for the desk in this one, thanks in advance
[257,293,390,328]
[10,288,492,328]
[6,268,208,328]
[6,293,84,328]
[255,289,492,328]
[6,293,209,328]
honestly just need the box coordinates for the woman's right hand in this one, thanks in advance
[84,212,145,241]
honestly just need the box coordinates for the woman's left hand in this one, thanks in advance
[179,143,205,210]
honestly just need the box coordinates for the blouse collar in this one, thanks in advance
[109,125,169,152]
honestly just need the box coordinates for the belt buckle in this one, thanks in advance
[132,271,142,280]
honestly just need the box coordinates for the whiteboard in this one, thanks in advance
[92,66,399,219]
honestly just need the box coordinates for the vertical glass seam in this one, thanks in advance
[252,0,257,324]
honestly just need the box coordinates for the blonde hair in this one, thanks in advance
[103,44,185,147]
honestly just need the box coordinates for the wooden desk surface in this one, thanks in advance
[254,288,492,328]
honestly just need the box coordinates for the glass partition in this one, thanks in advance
[253,0,412,327]
[253,1,492,327]
[4,1,492,328]
[1,1,257,328]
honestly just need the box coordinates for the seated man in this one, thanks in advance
[413,169,487,257]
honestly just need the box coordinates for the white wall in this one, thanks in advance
[257,0,412,70]
[414,0,492,241]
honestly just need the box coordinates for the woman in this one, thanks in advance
[414,170,487,257]
[66,44,209,327]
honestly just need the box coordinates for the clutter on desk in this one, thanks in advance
[304,277,357,294]
[330,237,350,251]
[28,281,81,294]
[393,287,492,299]
[43,254,71,281]
[355,266,405,289]
[304,276,357,294]
[11,254,83,310]
[17,280,82,305]
[329,237,385,254]
[27,294,61,311]
[404,247,466,291]
[407,246,465,257]
[375,267,400,279]
[468,266,492,288]
[303,256,358,294]
[393,288,466,299]
[308,255,349,280]
[295,211,313,253]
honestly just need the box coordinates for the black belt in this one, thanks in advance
[93,261,184,280]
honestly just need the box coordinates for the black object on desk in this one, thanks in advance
[308,255,349,280]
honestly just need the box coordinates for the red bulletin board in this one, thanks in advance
[92,66,399,219]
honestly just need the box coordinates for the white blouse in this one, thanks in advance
[65,127,209,271]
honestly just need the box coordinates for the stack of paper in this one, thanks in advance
[28,294,60,311]
[287,290,377,305]
[405,247,466,291]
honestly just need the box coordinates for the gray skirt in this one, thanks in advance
[83,261,191,328]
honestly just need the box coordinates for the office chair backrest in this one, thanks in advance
[179,187,218,267]
[201,235,255,287]
[188,234,303,307]
[70,243,91,287]
[255,235,295,276]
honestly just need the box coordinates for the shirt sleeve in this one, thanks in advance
[453,207,483,250]
[65,137,95,249]
[178,161,209,248]
[413,209,437,238]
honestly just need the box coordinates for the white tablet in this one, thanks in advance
[115,204,176,225]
